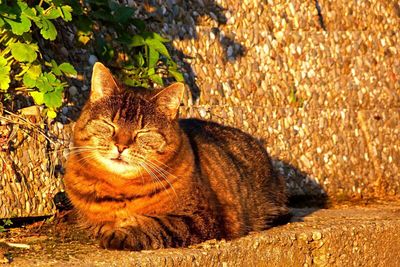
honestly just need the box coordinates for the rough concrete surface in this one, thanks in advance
[1,201,399,266]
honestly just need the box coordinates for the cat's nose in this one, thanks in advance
[115,143,128,153]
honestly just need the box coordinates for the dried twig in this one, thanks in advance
[3,242,31,249]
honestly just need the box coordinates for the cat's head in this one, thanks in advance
[72,62,185,178]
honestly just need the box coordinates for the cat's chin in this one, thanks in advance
[98,157,141,178]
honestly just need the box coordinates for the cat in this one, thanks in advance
[64,62,289,250]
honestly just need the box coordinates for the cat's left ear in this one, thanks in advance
[153,82,185,119]
[90,62,121,102]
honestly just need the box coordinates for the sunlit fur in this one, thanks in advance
[64,63,289,250]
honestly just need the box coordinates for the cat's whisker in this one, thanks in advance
[44,146,106,156]
[148,159,179,180]
[147,160,181,197]
[148,158,174,171]
[140,162,173,200]
[75,153,100,165]
[139,162,163,195]
[64,149,107,157]
[143,160,178,197]
[137,162,145,187]
[146,160,179,184]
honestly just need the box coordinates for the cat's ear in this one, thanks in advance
[90,62,120,102]
[153,82,185,119]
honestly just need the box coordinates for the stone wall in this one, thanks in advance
[0,108,71,218]
[1,0,399,218]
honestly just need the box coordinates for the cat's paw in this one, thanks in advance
[100,228,142,250]
[100,227,162,251]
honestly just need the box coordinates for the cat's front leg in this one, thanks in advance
[99,214,218,250]
[100,227,154,250]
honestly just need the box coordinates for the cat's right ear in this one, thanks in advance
[90,62,120,102]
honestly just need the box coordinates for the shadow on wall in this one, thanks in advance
[61,1,246,122]
[56,0,246,124]
[124,0,246,101]
[256,138,328,210]
[273,159,328,207]
[273,159,329,221]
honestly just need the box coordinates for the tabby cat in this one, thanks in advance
[64,62,289,250]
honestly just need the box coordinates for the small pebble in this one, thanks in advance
[88,55,98,65]
[68,86,78,96]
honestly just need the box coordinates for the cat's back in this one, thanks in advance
[179,118,266,161]
[179,118,278,167]
[179,118,288,235]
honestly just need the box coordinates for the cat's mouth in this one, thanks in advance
[112,158,126,162]
[111,157,128,165]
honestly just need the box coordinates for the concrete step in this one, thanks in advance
[3,201,400,266]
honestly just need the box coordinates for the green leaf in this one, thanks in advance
[4,15,31,35]
[0,18,5,27]
[142,32,170,43]
[131,19,146,32]
[36,79,53,93]
[0,57,11,90]
[59,63,77,76]
[3,1,33,35]
[59,5,72,22]
[39,18,57,40]
[47,109,57,119]
[107,0,120,12]
[149,74,163,85]
[133,52,144,67]
[43,86,63,108]
[75,16,93,33]
[92,9,113,22]
[95,37,114,61]
[67,0,83,16]
[45,7,61,19]
[27,63,42,78]
[169,69,184,82]
[51,60,62,76]
[131,19,145,32]
[114,6,134,24]
[10,42,38,63]
[147,68,155,76]
[30,91,44,105]
[148,46,159,68]
[21,5,37,22]
[36,73,58,93]
[289,87,297,104]
[23,73,36,88]
[123,77,139,87]
[23,63,42,88]
[129,35,145,47]
[145,39,171,59]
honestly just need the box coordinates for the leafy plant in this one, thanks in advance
[288,85,304,107]
[1,0,183,119]
[72,0,183,87]
[0,219,12,233]
[0,0,77,118]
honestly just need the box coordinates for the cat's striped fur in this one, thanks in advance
[64,63,289,250]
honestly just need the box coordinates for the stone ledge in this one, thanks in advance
[4,201,400,266]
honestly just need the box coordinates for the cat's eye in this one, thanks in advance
[136,131,165,151]
[87,119,115,136]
